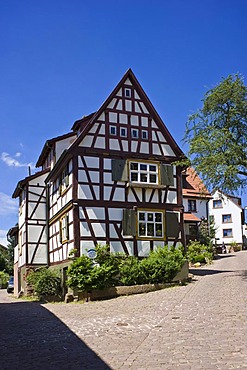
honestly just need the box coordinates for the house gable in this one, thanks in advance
[73,69,183,161]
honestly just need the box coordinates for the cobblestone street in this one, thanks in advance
[1,251,247,369]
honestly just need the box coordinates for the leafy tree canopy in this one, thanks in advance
[183,74,247,194]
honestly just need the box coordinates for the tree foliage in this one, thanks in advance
[183,74,247,194]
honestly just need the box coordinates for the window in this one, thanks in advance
[60,165,69,194]
[222,214,232,223]
[142,130,148,139]
[120,127,127,137]
[138,211,164,238]
[60,214,69,243]
[188,199,197,212]
[130,162,158,184]
[125,88,131,97]
[223,229,233,237]
[110,126,117,136]
[131,129,139,138]
[213,199,222,208]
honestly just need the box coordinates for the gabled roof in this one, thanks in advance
[12,168,50,198]
[211,189,243,210]
[46,69,185,182]
[183,212,201,222]
[71,112,96,132]
[36,132,75,168]
[183,167,211,199]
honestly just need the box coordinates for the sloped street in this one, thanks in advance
[1,251,247,369]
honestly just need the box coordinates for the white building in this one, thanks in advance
[208,190,244,251]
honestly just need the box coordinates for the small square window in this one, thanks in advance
[120,127,127,137]
[131,129,139,138]
[142,130,148,139]
[213,199,222,208]
[110,126,117,136]
[223,229,233,237]
[222,214,232,223]
[125,88,131,97]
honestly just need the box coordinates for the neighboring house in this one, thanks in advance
[12,69,186,295]
[208,190,245,251]
[182,168,212,244]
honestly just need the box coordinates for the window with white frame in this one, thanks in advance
[138,211,164,238]
[131,129,139,138]
[60,165,69,194]
[120,127,127,137]
[125,88,131,97]
[109,126,117,136]
[60,214,69,243]
[130,161,158,184]
[142,130,148,139]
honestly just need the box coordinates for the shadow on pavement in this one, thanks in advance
[213,254,236,260]
[0,300,111,370]
[189,268,233,276]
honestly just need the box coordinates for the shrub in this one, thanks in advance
[27,268,62,297]
[186,241,213,264]
[67,244,186,292]
[119,257,144,286]
[0,271,9,288]
[140,246,186,284]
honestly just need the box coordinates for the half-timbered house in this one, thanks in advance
[13,69,187,294]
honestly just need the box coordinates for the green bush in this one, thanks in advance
[0,271,10,288]
[140,246,186,284]
[27,268,62,297]
[119,257,144,286]
[186,241,213,264]
[67,244,186,292]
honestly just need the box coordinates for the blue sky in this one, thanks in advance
[0,0,247,245]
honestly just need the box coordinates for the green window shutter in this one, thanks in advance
[122,209,136,236]
[112,159,128,181]
[166,212,180,238]
[160,164,174,186]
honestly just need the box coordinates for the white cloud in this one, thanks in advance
[1,152,35,170]
[0,192,18,216]
[0,229,8,247]
[15,152,22,158]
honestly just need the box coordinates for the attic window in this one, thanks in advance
[120,127,127,137]
[110,126,117,136]
[142,130,148,139]
[125,88,131,98]
[131,129,139,138]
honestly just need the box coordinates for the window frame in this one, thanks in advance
[131,129,139,138]
[129,160,159,185]
[188,199,197,212]
[120,127,127,137]
[213,199,223,208]
[60,214,69,244]
[109,125,117,136]
[125,88,131,98]
[142,130,148,140]
[223,228,233,238]
[60,165,69,195]
[137,209,165,240]
[222,214,232,223]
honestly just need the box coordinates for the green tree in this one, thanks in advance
[183,74,247,194]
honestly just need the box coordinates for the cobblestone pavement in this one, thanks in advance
[1,251,247,369]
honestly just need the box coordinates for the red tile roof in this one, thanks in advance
[182,167,211,199]
[183,212,201,222]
